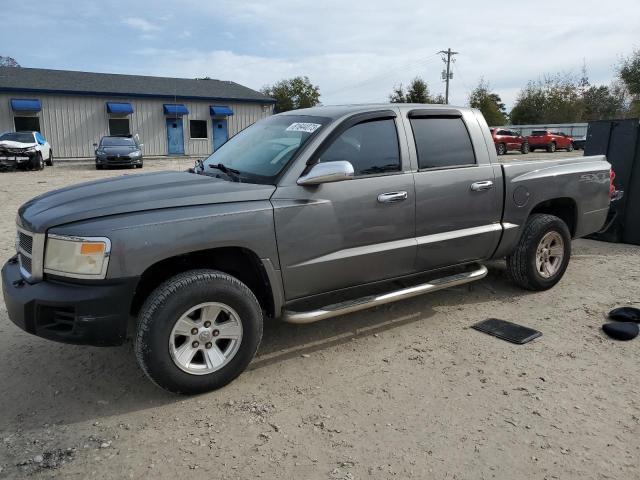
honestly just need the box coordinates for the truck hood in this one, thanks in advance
[18,171,276,232]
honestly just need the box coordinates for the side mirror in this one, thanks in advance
[93,143,98,147]
[139,143,144,147]
[297,161,354,186]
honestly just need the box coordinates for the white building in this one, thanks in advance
[0,67,275,158]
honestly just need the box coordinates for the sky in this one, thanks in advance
[2,0,639,109]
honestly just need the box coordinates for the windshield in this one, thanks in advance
[200,115,330,183]
[101,137,137,147]
[0,132,34,143]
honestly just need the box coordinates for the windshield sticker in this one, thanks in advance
[285,122,322,133]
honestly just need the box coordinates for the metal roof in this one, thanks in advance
[0,67,275,104]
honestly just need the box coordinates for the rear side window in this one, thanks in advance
[410,117,476,169]
[531,130,547,136]
[319,118,400,176]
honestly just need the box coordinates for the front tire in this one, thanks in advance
[496,143,506,155]
[506,214,571,291]
[547,142,556,153]
[45,152,53,166]
[521,142,530,154]
[31,153,44,171]
[135,270,263,394]
[567,143,574,152]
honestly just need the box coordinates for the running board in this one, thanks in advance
[282,264,488,324]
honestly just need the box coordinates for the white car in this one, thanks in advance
[0,131,53,170]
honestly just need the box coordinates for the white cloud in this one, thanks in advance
[121,17,161,33]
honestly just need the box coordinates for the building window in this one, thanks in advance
[109,118,130,136]
[190,120,208,139]
[14,116,41,132]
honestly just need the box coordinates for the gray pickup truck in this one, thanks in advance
[2,104,612,394]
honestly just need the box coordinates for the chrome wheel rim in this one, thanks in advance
[169,302,243,375]
[535,231,564,278]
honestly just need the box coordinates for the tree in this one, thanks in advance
[389,77,444,104]
[510,74,583,124]
[618,49,640,116]
[581,85,624,121]
[468,79,507,126]
[260,76,320,113]
[0,56,20,67]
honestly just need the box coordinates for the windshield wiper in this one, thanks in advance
[209,163,242,181]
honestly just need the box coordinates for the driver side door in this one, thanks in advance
[272,113,416,300]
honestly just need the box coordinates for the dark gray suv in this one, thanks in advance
[94,135,143,169]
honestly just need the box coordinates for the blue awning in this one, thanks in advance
[210,105,234,116]
[106,102,134,114]
[10,99,41,112]
[163,104,189,116]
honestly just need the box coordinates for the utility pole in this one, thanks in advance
[439,48,458,104]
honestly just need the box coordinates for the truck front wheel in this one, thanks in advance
[506,214,571,291]
[135,270,263,394]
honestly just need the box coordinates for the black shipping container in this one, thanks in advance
[585,118,640,245]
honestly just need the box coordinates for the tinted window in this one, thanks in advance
[0,132,34,143]
[496,130,509,135]
[101,136,136,146]
[319,119,400,176]
[190,120,208,139]
[410,117,476,169]
[531,130,547,136]
[202,115,329,183]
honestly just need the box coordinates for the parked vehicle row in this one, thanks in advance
[490,128,577,155]
[2,104,613,394]
[0,131,53,170]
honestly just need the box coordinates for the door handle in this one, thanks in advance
[470,181,494,192]
[377,191,408,203]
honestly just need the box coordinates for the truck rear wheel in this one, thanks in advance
[506,214,571,291]
[135,269,263,394]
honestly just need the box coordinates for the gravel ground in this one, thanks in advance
[0,155,638,480]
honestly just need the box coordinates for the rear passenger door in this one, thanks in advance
[406,110,502,271]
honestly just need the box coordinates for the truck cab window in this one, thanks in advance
[319,119,400,176]
[410,117,476,169]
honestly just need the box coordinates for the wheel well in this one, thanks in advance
[130,247,275,318]
[530,198,577,236]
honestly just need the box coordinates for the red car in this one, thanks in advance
[490,128,529,155]
[527,130,574,152]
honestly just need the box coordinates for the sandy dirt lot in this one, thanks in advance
[0,155,638,479]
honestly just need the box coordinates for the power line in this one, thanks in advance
[438,48,458,104]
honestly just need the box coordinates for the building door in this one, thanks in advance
[166,118,185,155]
[212,118,228,150]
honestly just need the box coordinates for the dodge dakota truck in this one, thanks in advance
[2,104,613,394]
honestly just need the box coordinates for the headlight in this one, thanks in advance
[130,151,141,158]
[25,147,37,153]
[44,235,111,279]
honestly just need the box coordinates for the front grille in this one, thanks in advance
[19,253,32,275]
[18,231,33,254]
[16,226,40,280]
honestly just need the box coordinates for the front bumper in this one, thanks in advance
[96,156,142,166]
[0,152,34,167]
[2,257,138,346]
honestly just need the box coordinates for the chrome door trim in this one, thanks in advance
[416,223,508,246]
[377,191,408,203]
[470,180,494,191]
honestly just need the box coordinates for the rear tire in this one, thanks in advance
[521,142,530,154]
[135,270,263,394]
[567,143,574,152]
[547,142,556,153]
[497,143,506,155]
[506,214,571,291]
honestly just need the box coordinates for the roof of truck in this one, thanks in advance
[279,103,469,119]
